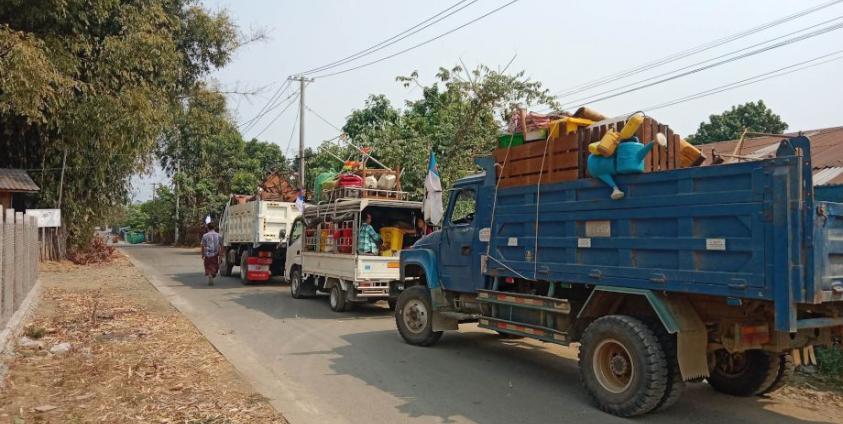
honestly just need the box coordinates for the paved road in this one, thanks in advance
[124,245,820,424]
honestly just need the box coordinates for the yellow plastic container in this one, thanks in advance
[592,130,621,156]
[619,112,645,139]
[379,227,405,257]
[320,230,329,252]
[677,138,705,167]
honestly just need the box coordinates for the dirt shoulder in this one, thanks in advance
[0,254,286,423]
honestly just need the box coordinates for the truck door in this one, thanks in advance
[285,218,305,280]
[439,187,478,292]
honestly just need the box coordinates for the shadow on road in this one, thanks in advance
[296,329,828,424]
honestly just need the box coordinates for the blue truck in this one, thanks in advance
[393,136,843,416]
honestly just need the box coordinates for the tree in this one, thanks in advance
[0,0,241,250]
[307,64,560,199]
[687,100,788,145]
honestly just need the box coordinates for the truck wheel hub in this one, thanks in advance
[593,339,634,394]
[403,299,428,333]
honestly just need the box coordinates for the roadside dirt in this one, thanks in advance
[0,255,286,423]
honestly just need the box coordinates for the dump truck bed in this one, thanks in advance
[486,137,843,331]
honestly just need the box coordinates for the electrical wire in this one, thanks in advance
[239,80,291,131]
[312,0,520,79]
[243,88,300,135]
[552,0,843,98]
[557,15,843,108]
[638,49,843,113]
[251,92,300,139]
[306,105,343,132]
[300,0,477,75]
[284,107,300,156]
[558,20,843,110]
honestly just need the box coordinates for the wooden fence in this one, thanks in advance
[0,206,39,330]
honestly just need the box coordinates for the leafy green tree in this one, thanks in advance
[687,100,788,145]
[0,0,240,250]
[308,64,560,199]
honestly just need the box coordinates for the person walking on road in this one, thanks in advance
[358,212,381,255]
[201,222,222,286]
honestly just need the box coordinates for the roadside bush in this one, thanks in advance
[67,237,116,265]
[817,344,843,378]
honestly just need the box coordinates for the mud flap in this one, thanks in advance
[659,294,709,380]
[430,287,458,331]
[432,311,458,331]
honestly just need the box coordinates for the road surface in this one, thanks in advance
[123,245,824,424]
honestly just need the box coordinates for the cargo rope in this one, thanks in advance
[483,115,517,268]
[533,121,557,280]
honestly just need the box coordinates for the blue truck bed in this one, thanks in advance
[486,136,843,331]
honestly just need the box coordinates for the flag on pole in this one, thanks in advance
[423,151,443,225]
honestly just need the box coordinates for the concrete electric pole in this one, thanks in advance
[289,75,313,191]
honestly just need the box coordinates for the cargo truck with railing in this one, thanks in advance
[393,136,843,416]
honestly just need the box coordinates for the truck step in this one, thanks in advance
[479,316,570,344]
[476,289,571,315]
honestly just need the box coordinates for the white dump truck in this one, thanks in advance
[284,197,424,311]
[219,195,301,283]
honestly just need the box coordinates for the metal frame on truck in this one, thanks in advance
[219,196,300,283]
[285,198,423,312]
[394,136,843,417]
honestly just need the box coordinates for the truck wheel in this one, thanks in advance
[758,353,795,395]
[329,285,347,312]
[648,322,684,411]
[219,250,234,277]
[239,251,253,284]
[290,268,311,299]
[707,349,779,396]
[395,286,442,346]
[578,315,668,417]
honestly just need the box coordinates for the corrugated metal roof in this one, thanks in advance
[0,169,39,192]
[699,127,843,185]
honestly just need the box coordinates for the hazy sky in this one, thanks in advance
[132,0,843,201]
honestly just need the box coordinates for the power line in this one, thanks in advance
[306,105,343,132]
[557,20,843,110]
[553,0,843,98]
[300,0,477,75]
[313,0,520,79]
[237,80,290,132]
[243,89,299,137]
[557,15,843,108]
[285,107,300,156]
[252,91,300,139]
[638,49,843,113]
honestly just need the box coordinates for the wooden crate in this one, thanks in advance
[577,117,683,178]
[494,131,579,188]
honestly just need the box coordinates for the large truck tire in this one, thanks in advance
[578,315,668,417]
[329,284,348,312]
[219,249,234,277]
[395,286,442,347]
[707,349,779,396]
[239,251,254,284]
[758,353,795,395]
[648,322,685,411]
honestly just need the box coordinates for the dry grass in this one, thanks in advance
[0,255,286,423]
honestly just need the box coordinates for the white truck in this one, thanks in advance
[219,195,301,283]
[284,198,424,311]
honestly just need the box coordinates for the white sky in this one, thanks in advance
[132,0,843,201]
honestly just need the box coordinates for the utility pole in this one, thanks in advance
[289,75,314,191]
[174,138,180,245]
